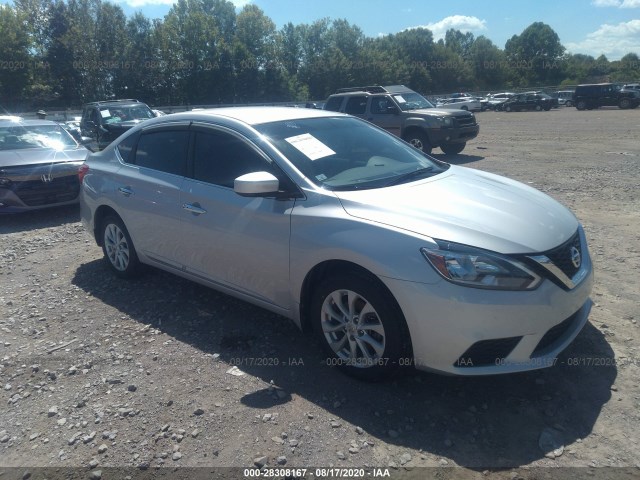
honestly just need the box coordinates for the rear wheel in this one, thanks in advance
[619,98,631,109]
[505,105,512,112]
[101,215,141,278]
[535,105,542,111]
[565,100,573,107]
[403,131,432,155]
[440,142,466,155]
[576,100,587,110]
[311,272,412,380]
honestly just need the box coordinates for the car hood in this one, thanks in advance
[0,147,88,168]
[407,108,472,118]
[333,165,578,254]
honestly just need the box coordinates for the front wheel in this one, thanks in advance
[440,142,466,155]
[403,131,432,155]
[576,100,587,110]
[619,98,631,109]
[311,273,412,380]
[101,215,141,278]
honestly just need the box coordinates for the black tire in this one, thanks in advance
[440,142,466,155]
[619,98,631,109]
[576,100,587,111]
[535,105,542,111]
[544,105,551,111]
[505,105,512,112]
[311,272,412,381]
[565,100,573,107]
[101,215,141,278]
[403,131,432,155]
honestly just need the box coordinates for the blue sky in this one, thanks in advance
[5,0,639,59]
[118,0,640,60]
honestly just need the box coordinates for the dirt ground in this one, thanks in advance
[1,107,639,480]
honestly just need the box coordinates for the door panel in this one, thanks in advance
[180,127,293,309]
[111,127,189,269]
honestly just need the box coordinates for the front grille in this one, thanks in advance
[455,114,477,128]
[13,174,80,206]
[542,231,582,279]
[531,311,580,357]
[455,336,522,368]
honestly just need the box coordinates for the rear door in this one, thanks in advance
[179,124,295,309]
[111,124,189,269]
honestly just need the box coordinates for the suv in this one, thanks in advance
[80,99,155,150]
[573,83,639,110]
[324,85,479,155]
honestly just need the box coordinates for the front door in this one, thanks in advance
[179,125,294,309]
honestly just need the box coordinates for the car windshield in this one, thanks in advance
[0,124,78,151]
[99,105,155,124]
[391,92,434,111]
[256,116,448,191]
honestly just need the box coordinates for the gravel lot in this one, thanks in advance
[1,107,639,479]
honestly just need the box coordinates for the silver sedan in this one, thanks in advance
[80,107,593,380]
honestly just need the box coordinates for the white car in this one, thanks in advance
[436,97,482,112]
[80,107,593,380]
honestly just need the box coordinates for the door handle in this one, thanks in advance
[183,203,207,215]
[118,186,133,197]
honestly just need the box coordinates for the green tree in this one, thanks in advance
[0,5,32,109]
[505,22,565,85]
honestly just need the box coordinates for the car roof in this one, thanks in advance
[0,119,61,127]
[156,106,343,126]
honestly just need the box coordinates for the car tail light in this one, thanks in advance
[78,164,89,184]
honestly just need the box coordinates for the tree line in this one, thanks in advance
[1,0,639,110]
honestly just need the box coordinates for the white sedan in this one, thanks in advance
[436,97,482,112]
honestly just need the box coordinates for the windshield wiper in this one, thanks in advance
[384,167,435,187]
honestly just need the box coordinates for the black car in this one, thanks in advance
[0,119,89,213]
[80,99,155,151]
[498,93,556,112]
[573,83,640,110]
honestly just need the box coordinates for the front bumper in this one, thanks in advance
[0,162,83,213]
[381,255,594,376]
[429,124,479,146]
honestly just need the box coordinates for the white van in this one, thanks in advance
[557,90,575,107]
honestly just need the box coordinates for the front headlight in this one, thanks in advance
[436,116,454,128]
[421,241,541,290]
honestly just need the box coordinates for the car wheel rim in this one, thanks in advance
[104,223,130,271]
[409,138,423,150]
[321,289,386,368]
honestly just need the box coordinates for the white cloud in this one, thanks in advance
[565,19,640,59]
[592,0,640,7]
[407,15,487,40]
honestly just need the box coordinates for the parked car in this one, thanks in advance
[573,83,640,110]
[620,83,640,99]
[324,85,479,155]
[435,97,482,112]
[0,119,89,213]
[80,99,155,151]
[499,93,556,112]
[80,107,593,380]
[484,92,516,111]
[557,90,575,107]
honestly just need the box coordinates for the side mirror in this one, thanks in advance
[234,171,280,196]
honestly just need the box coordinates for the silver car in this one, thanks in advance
[1,119,89,213]
[80,107,593,380]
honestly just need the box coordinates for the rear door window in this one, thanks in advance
[133,129,189,176]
